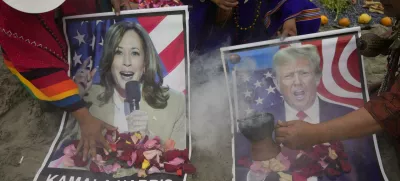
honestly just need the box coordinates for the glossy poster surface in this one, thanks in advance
[221,28,387,181]
[34,7,191,181]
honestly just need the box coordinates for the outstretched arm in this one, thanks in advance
[319,107,382,142]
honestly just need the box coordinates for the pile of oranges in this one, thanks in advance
[320,14,392,27]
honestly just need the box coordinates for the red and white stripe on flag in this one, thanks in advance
[278,35,364,108]
[137,15,186,94]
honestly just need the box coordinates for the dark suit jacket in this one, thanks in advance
[234,98,384,181]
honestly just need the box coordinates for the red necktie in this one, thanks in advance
[296,111,308,120]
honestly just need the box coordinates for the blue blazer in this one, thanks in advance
[234,99,384,181]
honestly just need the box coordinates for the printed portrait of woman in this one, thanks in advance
[87,21,186,149]
[48,21,187,170]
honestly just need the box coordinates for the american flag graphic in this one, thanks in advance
[233,34,364,123]
[66,13,187,93]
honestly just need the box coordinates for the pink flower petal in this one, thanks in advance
[103,148,109,155]
[276,153,291,170]
[106,135,114,143]
[168,157,185,166]
[164,139,175,151]
[112,163,121,172]
[131,135,139,144]
[143,150,158,160]
[156,154,160,164]
[144,139,158,149]
[63,144,77,157]
[148,166,161,174]
[117,150,123,157]
[63,157,75,167]
[103,165,114,174]
[128,151,137,166]
[250,161,262,171]
[94,154,106,166]
[318,160,328,169]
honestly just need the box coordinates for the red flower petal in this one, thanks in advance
[164,150,181,162]
[176,169,183,176]
[119,150,133,161]
[182,163,196,174]
[339,160,352,173]
[110,143,117,152]
[134,149,145,167]
[71,154,89,167]
[292,172,308,181]
[164,163,181,172]
[89,162,101,173]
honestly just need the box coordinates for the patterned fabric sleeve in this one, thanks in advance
[2,51,85,112]
[364,75,400,139]
[0,1,88,112]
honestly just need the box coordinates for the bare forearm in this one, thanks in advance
[316,107,383,143]
[71,107,91,123]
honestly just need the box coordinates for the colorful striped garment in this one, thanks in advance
[0,0,100,112]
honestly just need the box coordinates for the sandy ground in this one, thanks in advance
[1,24,400,181]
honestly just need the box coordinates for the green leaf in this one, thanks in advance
[319,0,351,21]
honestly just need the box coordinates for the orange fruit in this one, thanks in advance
[358,13,372,24]
[338,18,351,27]
[321,15,328,25]
[381,17,392,27]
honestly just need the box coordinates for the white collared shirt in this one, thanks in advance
[284,97,320,124]
[284,97,320,181]
[113,90,129,133]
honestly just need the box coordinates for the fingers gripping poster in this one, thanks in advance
[33,7,192,181]
[221,28,388,181]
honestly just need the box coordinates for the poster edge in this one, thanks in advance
[35,8,191,181]
[184,7,192,180]
[220,49,237,181]
[221,27,389,181]
[62,6,189,20]
[357,31,389,181]
[33,112,68,181]
[220,27,361,52]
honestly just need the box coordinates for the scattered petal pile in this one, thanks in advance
[130,0,183,9]
[238,141,351,181]
[61,130,196,178]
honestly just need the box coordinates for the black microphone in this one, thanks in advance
[125,81,141,112]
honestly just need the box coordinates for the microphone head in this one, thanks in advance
[125,81,141,102]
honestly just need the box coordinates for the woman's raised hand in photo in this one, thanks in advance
[73,57,97,97]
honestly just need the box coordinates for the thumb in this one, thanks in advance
[280,29,288,41]
[277,120,289,127]
[90,67,97,79]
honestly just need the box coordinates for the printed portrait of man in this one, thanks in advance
[268,44,352,126]
[235,44,381,181]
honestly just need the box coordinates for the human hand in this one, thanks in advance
[278,18,297,41]
[74,57,96,97]
[127,110,149,135]
[111,0,134,16]
[275,120,318,150]
[72,108,117,162]
[211,0,238,10]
